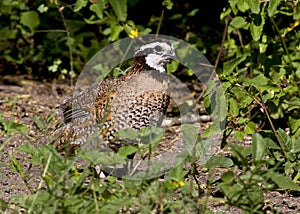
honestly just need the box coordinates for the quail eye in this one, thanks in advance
[154,46,162,52]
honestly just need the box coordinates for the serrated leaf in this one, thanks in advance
[20,11,40,31]
[266,171,300,191]
[19,144,37,155]
[252,133,266,162]
[110,0,127,22]
[268,0,280,17]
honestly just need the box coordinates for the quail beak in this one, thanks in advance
[164,51,178,62]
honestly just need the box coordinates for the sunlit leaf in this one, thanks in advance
[20,11,40,31]
[205,156,233,169]
[252,133,266,163]
[223,56,247,75]
[266,171,300,191]
[74,0,88,12]
[267,0,280,17]
[110,0,127,21]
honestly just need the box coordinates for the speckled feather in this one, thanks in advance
[53,40,176,153]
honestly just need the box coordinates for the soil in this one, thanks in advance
[0,75,300,213]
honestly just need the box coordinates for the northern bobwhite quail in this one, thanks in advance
[53,39,177,154]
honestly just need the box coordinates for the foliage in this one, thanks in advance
[1,0,300,213]
[7,127,207,213]
[217,0,300,211]
[0,0,152,78]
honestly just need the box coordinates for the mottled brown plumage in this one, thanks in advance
[53,40,176,154]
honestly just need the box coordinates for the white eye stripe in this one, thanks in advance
[135,42,174,55]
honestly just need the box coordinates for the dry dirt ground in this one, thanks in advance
[0,75,300,213]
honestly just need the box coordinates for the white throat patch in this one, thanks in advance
[145,54,165,73]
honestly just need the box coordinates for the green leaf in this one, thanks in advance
[3,121,28,134]
[66,37,75,47]
[9,154,24,174]
[236,0,250,12]
[110,0,127,22]
[34,115,46,130]
[230,143,251,165]
[166,164,188,182]
[181,124,198,152]
[245,121,256,135]
[250,14,265,41]
[74,0,88,12]
[293,5,300,19]
[266,171,300,191]
[252,133,266,163]
[118,145,138,157]
[229,16,247,32]
[220,171,235,182]
[138,127,164,145]
[188,8,199,17]
[90,0,106,19]
[249,0,260,13]
[204,156,233,169]
[166,60,179,74]
[20,11,40,31]
[267,0,280,17]
[289,116,300,138]
[277,128,292,150]
[293,136,300,153]
[109,24,124,41]
[19,144,37,155]
[37,4,48,13]
[162,0,174,10]
[244,74,269,87]
[0,198,8,212]
[115,128,138,140]
[229,98,239,117]
[223,55,247,75]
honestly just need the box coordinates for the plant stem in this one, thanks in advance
[156,10,165,36]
